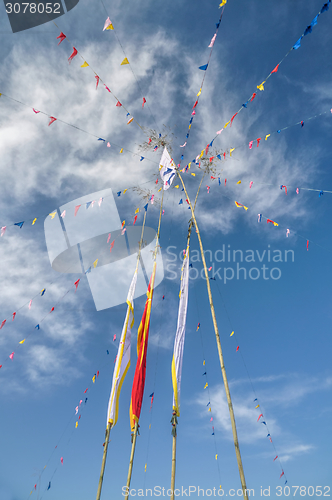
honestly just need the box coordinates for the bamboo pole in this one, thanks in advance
[169,175,204,500]
[170,419,177,500]
[125,421,139,500]
[177,171,249,500]
[96,422,112,500]
[124,191,164,499]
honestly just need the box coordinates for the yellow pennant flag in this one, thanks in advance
[19,339,25,344]
[75,421,78,428]
[208,407,211,412]
[81,61,89,68]
[175,185,179,189]
[127,117,134,124]
[121,57,129,65]
[197,88,202,97]
[93,259,98,268]
[145,464,147,472]
[230,148,235,156]
[120,148,123,153]
[203,360,205,366]
[255,404,260,408]
[189,124,192,129]
[215,454,218,460]
[273,222,279,227]
[149,424,151,429]
[224,120,230,128]
[188,162,191,169]
[123,189,127,194]
[230,331,234,336]
[32,218,37,225]
[106,22,114,30]
[49,212,56,219]
[219,0,227,6]
[199,150,204,159]
[257,81,266,91]
[92,374,96,383]
[237,180,241,184]
[235,201,248,210]
[135,208,139,214]
[191,173,196,177]
[158,187,162,192]
[204,383,208,389]
[265,134,270,140]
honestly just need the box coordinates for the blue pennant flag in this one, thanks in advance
[14,221,24,229]
[293,36,303,50]
[199,64,208,71]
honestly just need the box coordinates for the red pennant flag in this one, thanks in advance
[230,112,238,126]
[74,205,81,217]
[193,100,198,108]
[133,215,138,225]
[0,320,6,330]
[280,471,284,478]
[271,64,279,74]
[273,456,278,461]
[223,152,226,159]
[129,263,157,430]
[307,240,309,251]
[68,47,78,64]
[74,279,80,291]
[33,108,40,114]
[257,137,261,147]
[97,370,99,378]
[225,179,227,186]
[95,75,100,89]
[110,240,115,252]
[48,117,56,126]
[250,92,257,101]
[84,388,88,393]
[236,346,239,352]
[148,138,152,144]
[142,97,146,107]
[56,32,66,45]
[116,101,122,107]
[50,307,54,313]
[12,312,16,321]
[257,414,263,421]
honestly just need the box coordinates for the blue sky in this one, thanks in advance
[0,0,332,498]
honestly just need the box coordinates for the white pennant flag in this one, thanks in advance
[106,268,137,427]
[159,147,176,190]
[171,244,190,416]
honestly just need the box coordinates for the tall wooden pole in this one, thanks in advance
[177,171,249,500]
[170,176,205,500]
[124,421,139,500]
[96,422,112,500]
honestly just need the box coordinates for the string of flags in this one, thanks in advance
[179,6,225,161]
[0,92,158,166]
[210,279,288,485]
[181,0,331,175]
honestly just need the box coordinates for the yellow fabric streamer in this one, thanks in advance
[191,173,196,177]
[204,383,208,389]
[237,180,241,184]
[265,134,270,140]
[224,121,230,128]
[230,148,235,156]
[257,81,266,91]
[75,422,78,428]
[188,162,191,169]
[120,148,123,153]
[219,0,227,6]
[49,212,56,219]
[230,331,234,336]
[203,360,205,366]
[158,187,162,192]
[215,454,218,460]
[135,208,139,214]
[255,404,260,408]
[32,218,37,225]
[197,88,202,97]
[123,189,127,194]
[19,339,25,344]
[189,124,192,129]
[121,57,129,65]
[81,61,89,68]
[93,259,98,268]
[92,375,96,383]
[106,23,114,30]
[145,464,147,472]
[175,185,179,188]
[208,407,211,412]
